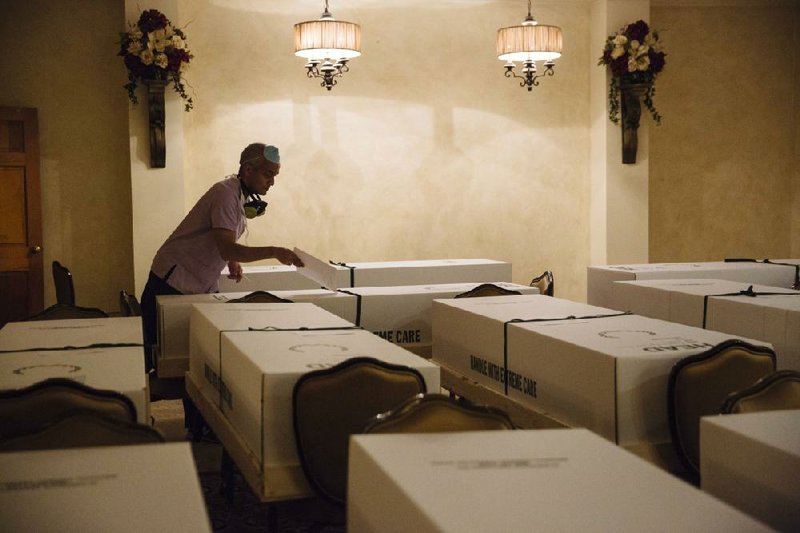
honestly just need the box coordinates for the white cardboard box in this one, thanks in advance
[0,347,148,423]
[161,282,535,377]
[508,315,771,446]
[433,295,617,397]
[299,259,511,289]
[220,328,439,499]
[611,279,800,370]
[0,442,211,532]
[189,303,356,409]
[708,292,800,372]
[348,429,768,532]
[588,261,797,309]
[344,282,537,357]
[157,289,356,377]
[221,257,513,292]
[0,317,143,351]
[701,410,800,532]
[609,279,797,325]
[432,295,772,446]
[218,264,323,293]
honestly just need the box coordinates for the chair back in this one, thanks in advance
[23,303,109,321]
[0,377,137,440]
[228,290,294,303]
[292,357,427,504]
[529,270,554,296]
[721,370,800,414]
[364,393,515,434]
[454,283,522,299]
[119,290,142,316]
[52,260,76,305]
[0,409,164,451]
[667,339,776,480]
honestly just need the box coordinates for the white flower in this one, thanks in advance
[610,46,625,60]
[646,34,661,53]
[164,24,174,38]
[148,30,167,52]
[155,53,169,69]
[612,34,628,46]
[630,40,640,52]
[139,49,154,65]
[636,54,650,71]
[627,56,638,73]
[127,40,142,54]
[128,24,143,40]
[170,35,185,50]
[636,43,649,57]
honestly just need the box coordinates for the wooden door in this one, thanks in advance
[0,107,43,326]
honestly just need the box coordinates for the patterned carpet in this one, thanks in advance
[153,400,345,532]
[197,469,345,532]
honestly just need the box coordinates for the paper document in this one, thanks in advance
[294,248,340,289]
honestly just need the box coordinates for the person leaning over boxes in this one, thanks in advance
[140,143,304,434]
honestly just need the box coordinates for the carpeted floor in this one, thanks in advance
[152,400,346,532]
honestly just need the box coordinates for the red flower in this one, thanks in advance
[138,9,169,33]
[648,50,666,73]
[625,20,650,42]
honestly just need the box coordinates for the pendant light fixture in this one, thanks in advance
[496,0,563,92]
[294,1,361,91]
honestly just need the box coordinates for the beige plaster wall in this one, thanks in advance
[793,5,800,258]
[0,0,135,312]
[650,2,799,262]
[175,0,592,301]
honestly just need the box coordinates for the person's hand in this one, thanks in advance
[274,247,304,267]
[227,261,243,282]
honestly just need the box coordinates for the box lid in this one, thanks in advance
[0,443,210,532]
[434,295,612,322]
[0,317,142,351]
[349,429,768,531]
[512,314,770,360]
[191,302,354,331]
[0,347,145,390]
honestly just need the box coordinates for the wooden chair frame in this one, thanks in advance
[0,408,163,451]
[454,283,522,299]
[23,303,108,321]
[721,369,800,414]
[292,357,427,505]
[0,377,137,440]
[52,260,76,306]
[667,339,776,481]
[363,393,515,434]
[529,270,554,296]
[227,291,294,304]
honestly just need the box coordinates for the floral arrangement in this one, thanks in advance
[598,20,666,125]
[119,9,193,111]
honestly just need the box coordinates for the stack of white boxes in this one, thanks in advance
[0,317,148,423]
[157,281,533,376]
[432,295,772,454]
[0,443,211,531]
[188,303,439,500]
[348,429,769,531]
[587,261,797,308]
[609,279,800,370]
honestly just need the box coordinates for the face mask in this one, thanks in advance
[241,181,268,219]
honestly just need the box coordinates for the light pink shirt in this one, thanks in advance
[150,175,245,293]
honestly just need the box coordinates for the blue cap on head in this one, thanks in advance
[263,145,280,164]
[240,143,280,166]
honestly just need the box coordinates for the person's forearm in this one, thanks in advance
[220,242,282,263]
